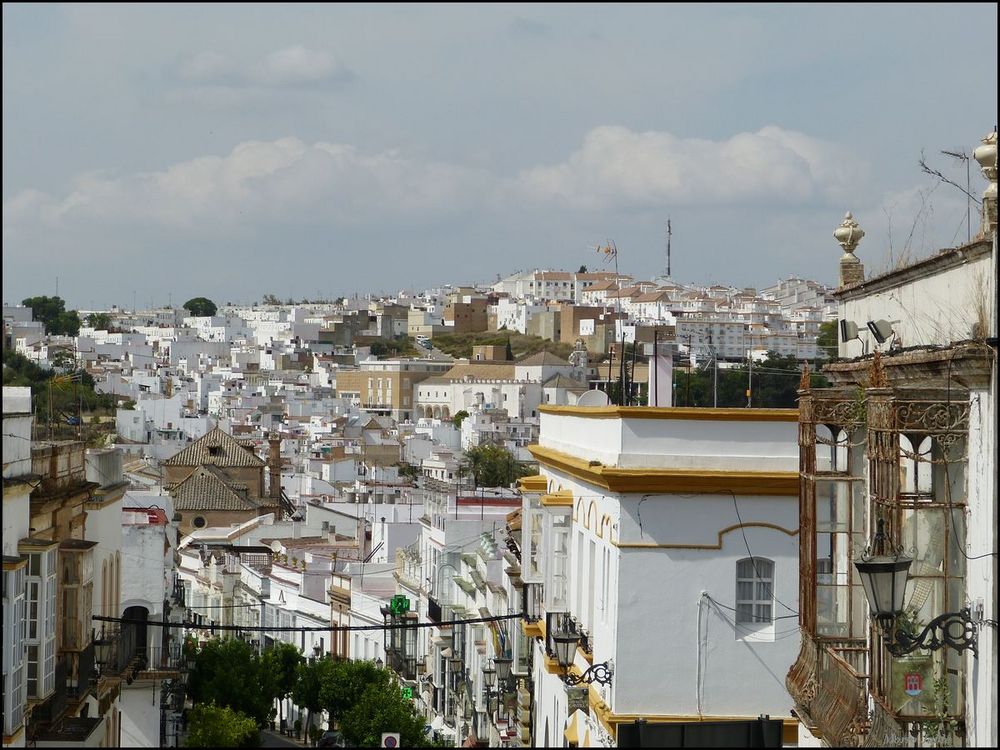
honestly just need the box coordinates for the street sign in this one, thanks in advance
[381,732,400,748]
[401,686,413,699]
[566,686,589,714]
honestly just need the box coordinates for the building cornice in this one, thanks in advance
[835,238,991,300]
[528,445,799,495]
[539,405,798,421]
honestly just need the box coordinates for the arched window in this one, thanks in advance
[736,557,774,625]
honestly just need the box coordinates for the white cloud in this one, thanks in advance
[175,45,352,89]
[254,46,345,86]
[4,126,873,243]
[3,137,493,231]
[514,125,870,210]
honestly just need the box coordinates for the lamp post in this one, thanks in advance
[853,519,979,657]
[551,628,613,685]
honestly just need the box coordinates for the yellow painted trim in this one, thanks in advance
[541,490,574,507]
[518,475,548,492]
[616,521,799,549]
[522,620,544,639]
[529,445,799,495]
[543,654,563,674]
[3,557,28,571]
[539,405,798,421]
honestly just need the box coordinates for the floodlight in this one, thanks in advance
[867,319,894,345]
[839,320,860,343]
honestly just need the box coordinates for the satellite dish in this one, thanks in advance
[577,389,611,406]
[269,540,283,553]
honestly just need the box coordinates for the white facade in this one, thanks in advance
[522,406,801,747]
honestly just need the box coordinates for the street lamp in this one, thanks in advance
[551,628,613,685]
[482,664,496,689]
[853,519,979,657]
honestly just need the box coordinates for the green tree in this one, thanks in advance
[451,409,469,428]
[505,337,514,361]
[817,320,838,361]
[186,638,273,727]
[460,442,531,488]
[292,655,337,743]
[183,297,218,317]
[86,312,113,331]
[577,265,588,273]
[396,462,421,481]
[184,704,260,748]
[22,295,82,336]
[260,642,303,732]
[338,681,427,748]
[262,293,282,305]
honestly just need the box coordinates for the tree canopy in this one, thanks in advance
[460,442,532,488]
[183,297,218,317]
[672,351,829,408]
[86,312,113,331]
[186,638,274,727]
[184,704,260,748]
[21,295,81,336]
[817,321,838,361]
[260,642,302,728]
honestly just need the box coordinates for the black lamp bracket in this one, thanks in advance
[562,660,614,686]
[881,608,978,658]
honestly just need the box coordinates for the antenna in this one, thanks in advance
[665,218,672,278]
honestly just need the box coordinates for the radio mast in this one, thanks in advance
[665,219,672,278]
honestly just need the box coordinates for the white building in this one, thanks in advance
[518,404,802,747]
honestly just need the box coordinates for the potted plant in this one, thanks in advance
[293,718,302,739]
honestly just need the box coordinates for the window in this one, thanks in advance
[736,557,774,625]
[193,516,207,528]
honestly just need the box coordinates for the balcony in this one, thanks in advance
[427,596,443,624]
[787,631,890,747]
[386,649,417,681]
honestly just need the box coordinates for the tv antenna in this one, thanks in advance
[665,218,672,278]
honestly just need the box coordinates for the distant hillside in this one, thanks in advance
[432,331,575,361]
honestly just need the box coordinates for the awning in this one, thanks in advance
[564,709,587,745]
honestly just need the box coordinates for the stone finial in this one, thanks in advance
[799,363,812,391]
[974,129,997,235]
[834,212,865,287]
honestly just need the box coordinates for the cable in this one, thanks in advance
[703,593,798,620]
[727,489,799,615]
[93,610,523,633]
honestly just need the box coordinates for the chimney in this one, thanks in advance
[268,432,282,517]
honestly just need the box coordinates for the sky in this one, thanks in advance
[3,3,997,311]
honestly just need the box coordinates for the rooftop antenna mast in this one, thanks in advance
[665,218,672,278]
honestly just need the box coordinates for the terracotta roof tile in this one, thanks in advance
[163,427,266,468]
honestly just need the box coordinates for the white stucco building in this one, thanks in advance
[517,405,802,747]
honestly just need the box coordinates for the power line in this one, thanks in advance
[93,610,523,633]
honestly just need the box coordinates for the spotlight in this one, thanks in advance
[839,320,860,343]
[866,319,894,345]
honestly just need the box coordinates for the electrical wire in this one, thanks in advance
[93,610,523,633]
[727,489,799,615]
